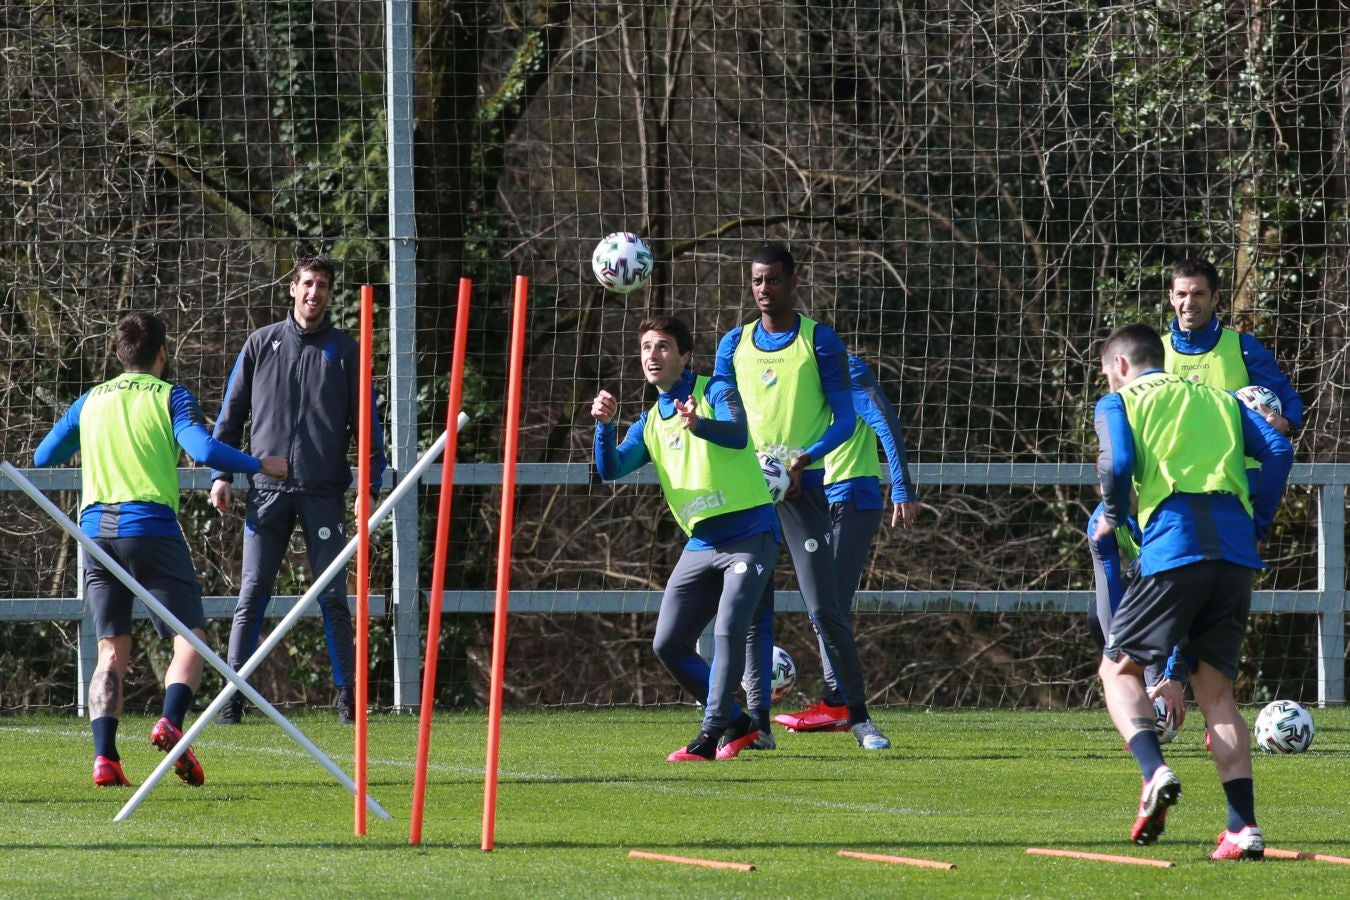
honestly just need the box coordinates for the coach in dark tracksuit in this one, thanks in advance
[209,256,386,724]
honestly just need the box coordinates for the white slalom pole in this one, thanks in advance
[0,462,394,821]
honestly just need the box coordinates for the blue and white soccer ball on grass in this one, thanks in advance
[770,645,796,701]
[591,232,653,294]
[1254,699,1314,754]
[742,646,797,701]
[757,451,791,504]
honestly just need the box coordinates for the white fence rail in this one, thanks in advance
[2,462,1346,708]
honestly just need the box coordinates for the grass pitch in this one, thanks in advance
[1,706,1345,897]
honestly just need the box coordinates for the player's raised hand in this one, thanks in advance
[675,396,699,430]
[259,455,288,479]
[590,390,617,424]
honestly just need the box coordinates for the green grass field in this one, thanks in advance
[1,706,1345,897]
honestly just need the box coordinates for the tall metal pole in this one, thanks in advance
[386,0,421,709]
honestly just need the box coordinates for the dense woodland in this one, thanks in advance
[1,1,1346,712]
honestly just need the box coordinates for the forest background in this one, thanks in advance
[1,1,1346,712]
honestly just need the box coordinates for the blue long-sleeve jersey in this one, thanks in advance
[1094,371,1294,576]
[35,383,262,538]
[713,315,854,490]
[593,369,781,550]
[1169,316,1304,430]
[825,355,916,508]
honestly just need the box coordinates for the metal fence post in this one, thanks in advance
[1317,483,1346,706]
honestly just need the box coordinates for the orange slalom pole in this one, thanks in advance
[354,284,374,835]
[481,274,528,851]
[1026,847,1173,868]
[1266,847,1350,865]
[409,277,473,846]
[628,851,756,872]
[837,850,956,870]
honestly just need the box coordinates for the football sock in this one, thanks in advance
[847,703,869,726]
[162,683,194,729]
[821,690,845,708]
[1221,777,1257,831]
[92,716,119,762]
[728,712,755,739]
[1127,730,1165,780]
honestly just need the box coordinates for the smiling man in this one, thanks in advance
[591,315,781,762]
[208,255,386,725]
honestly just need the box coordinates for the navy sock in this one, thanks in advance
[1127,730,1165,780]
[822,690,845,708]
[91,716,119,761]
[847,703,869,726]
[162,683,194,729]
[1222,777,1257,831]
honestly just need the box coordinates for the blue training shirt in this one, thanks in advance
[34,383,262,538]
[825,355,916,509]
[1093,371,1294,576]
[593,368,781,550]
[714,315,854,489]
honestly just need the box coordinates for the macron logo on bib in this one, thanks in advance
[271,339,281,351]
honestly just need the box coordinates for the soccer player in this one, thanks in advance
[1093,323,1292,859]
[716,243,890,751]
[1164,258,1302,433]
[209,256,386,724]
[33,312,287,787]
[591,315,780,761]
[765,354,918,736]
[1090,257,1303,728]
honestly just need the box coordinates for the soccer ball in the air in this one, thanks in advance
[1152,695,1181,744]
[770,646,796,701]
[591,232,653,294]
[1254,699,1314,753]
[758,452,790,504]
[1235,384,1283,417]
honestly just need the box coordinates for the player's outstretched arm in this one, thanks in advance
[33,394,88,467]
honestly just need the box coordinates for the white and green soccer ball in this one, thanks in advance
[591,232,653,294]
[1254,699,1314,753]
[742,645,796,701]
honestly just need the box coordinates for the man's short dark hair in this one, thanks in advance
[1100,323,1165,370]
[115,312,167,370]
[1171,258,1220,293]
[637,315,694,356]
[292,255,336,286]
[752,243,795,277]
